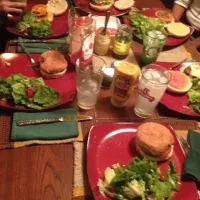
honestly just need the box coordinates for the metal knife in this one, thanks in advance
[9,39,67,44]
[16,115,93,126]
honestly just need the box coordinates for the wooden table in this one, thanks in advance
[0,1,200,200]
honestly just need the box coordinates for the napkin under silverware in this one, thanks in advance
[16,37,68,54]
[11,108,79,141]
[182,130,200,190]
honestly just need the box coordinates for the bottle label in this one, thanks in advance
[113,40,131,55]
[113,75,131,98]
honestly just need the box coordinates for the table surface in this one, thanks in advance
[1,0,200,200]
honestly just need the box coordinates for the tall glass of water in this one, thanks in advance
[76,55,106,110]
[134,64,170,118]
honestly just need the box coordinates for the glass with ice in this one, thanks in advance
[76,55,106,110]
[141,30,166,65]
[134,64,170,118]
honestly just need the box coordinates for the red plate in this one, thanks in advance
[87,123,198,200]
[123,8,194,47]
[6,3,68,39]
[153,61,200,117]
[0,53,76,110]
[73,0,130,16]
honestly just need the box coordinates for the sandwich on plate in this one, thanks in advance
[39,50,68,79]
[135,122,175,161]
[89,0,114,11]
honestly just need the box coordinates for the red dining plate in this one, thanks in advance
[0,53,76,110]
[153,61,200,117]
[123,8,194,47]
[73,0,131,16]
[87,123,198,200]
[6,3,68,39]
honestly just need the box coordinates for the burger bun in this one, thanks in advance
[47,0,68,16]
[167,22,190,38]
[39,50,68,79]
[135,122,175,161]
[114,0,134,11]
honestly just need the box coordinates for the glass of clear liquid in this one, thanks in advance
[134,64,170,118]
[76,55,106,110]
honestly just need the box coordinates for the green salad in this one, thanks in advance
[0,74,60,109]
[15,12,52,37]
[128,14,166,40]
[98,157,180,200]
[188,78,200,113]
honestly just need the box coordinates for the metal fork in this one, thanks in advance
[179,136,200,199]
[18,38,40,70]
[179,136,190,155]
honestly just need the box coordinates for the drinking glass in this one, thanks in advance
[140,30,166,65]
[134,64,170,118]
[76,55,106,110]
[68,8,96,64]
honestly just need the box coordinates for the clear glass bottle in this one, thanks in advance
[112,24,132,60]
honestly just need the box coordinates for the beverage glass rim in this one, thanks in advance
[145,30,167,41]
[141,64,170,85]
[76,55,106,74]
[70,15,95,27]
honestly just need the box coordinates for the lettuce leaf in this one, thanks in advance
[128,14,166,40]
[187,78,200,113]
[0,74,60,109]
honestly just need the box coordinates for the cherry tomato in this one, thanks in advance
[26,88,34,98]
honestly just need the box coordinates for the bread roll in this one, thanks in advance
[114,0,134,11]
[47,0,68,16]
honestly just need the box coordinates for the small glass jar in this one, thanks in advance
[112,24,132,60]
[94,32,111,56]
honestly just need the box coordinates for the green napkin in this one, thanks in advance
[17,36,68,53]
[11,109,79,141]
[182,130,200,189]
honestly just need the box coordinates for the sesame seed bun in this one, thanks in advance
[135,122,174,161]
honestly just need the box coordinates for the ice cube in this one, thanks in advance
[160,76,168,84]
[148,30,156,37]
[152,70,161,79]
[155,30,162,35]
[144,70,153,80]
[87,79,98,93]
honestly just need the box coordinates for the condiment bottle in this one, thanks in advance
[94,11,111,56]
[110,61,140,107]
[94,33,111,56]
[112,24,132,60]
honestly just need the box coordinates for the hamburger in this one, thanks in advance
[135,122,174,161]
[31,4,54,22]
[89,0,113,12]
[39,50,68,79]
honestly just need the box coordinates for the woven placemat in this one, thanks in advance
[73,120,200,199]
[0,109,83,150]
